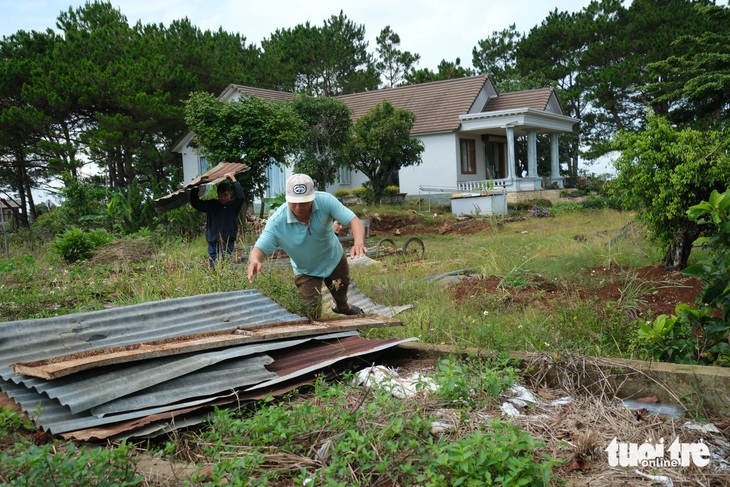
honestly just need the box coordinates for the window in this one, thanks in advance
[338,167,352,185]
[460,139,476,174]
[198,156,209,175]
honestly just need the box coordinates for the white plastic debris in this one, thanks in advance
[430,421,454,434]
[682,421,721,433]
[550,396,573,406]
[508,398,528,408]
[508,385,538,404]
[621,399,685,419]
[354,365,437,399]
[633,470,674,487]
[500,402,522,417]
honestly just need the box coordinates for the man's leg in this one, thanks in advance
[325,253,354,313]
[207,242,218,269]
[293,273,325,319]
[224,239,235,258]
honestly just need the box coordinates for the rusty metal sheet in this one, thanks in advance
[153,161,249,215]
[59,335,412,441]
[13,315,402,379]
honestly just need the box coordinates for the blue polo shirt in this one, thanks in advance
[255,192,356,277]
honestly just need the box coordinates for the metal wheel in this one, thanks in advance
[402,237,425,259]
[375,238,397,258]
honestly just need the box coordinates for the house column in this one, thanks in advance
[550,133,563,188]
[506,125,516,181]
[527,129,537,178]
[550,133,559,178]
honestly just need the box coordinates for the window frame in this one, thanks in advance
[460,138,477,175]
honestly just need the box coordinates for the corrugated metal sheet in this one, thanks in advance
[0,290,301,383]
[153,161,248,215]
[1,287,413,440]
[322,281,414,316]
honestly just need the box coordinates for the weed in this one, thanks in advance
[431,355,517,408]
[0,441,143,486]
[176,363,553,486]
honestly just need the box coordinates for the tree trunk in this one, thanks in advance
[662,227,701,271]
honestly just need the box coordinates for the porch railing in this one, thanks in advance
[456,179,508,192]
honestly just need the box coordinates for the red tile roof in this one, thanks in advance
[337,75,491,134]
[482,87,555,112]
[228,76,492,135]
[225,77,562,135]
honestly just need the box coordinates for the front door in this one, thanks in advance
[484,141,506,179]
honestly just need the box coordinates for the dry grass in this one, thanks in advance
[90,237,157,265]
[515,353,730,486]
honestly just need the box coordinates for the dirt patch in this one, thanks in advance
[366,212,490,237]
[367,213,704,318]
[587,265,703,318]
[450,264,704,320]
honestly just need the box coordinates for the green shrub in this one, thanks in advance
[262,193,287,212]
[53,227,115,263]
[634,189,730,366]
[159,204,204,240]
[432,355,517,408]
[421,423,557,486]
[384,185,400,195]
[31,208,66,241]
[333,189,352,198]
[579,196,608,210]
[0,441,143,486]
[351,187,368,198]
[510,199,553,212]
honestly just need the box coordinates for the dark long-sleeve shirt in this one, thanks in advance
[190,182,245,244]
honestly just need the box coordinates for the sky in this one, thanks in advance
[1,0,596,71]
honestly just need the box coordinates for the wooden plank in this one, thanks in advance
[12,315,403,380]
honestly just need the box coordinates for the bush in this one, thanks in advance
[579,196,624,211]
[351,187,368,198]
[333,189,352,198]
[384,185,400,195]
[31,208,66,241]
[53,227,115,263]
[159,205,204,240]
[262,193,286,212]
[510,199,553,212]
[579,196,608,210]
[1,441,143,486]
[634,189,730,366]
[529,205,551,218]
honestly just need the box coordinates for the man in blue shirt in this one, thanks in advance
[247,174,367,319]
[190,171,245,268]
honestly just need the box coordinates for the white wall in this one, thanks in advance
[181,146,202,184]
[398,133,459,195]
[180,131,465,198]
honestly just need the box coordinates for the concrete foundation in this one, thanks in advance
[506,189,564,204]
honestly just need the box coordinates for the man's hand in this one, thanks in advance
[247,247,266,283]
[225,171,236,182]
[349,243,367,259]
[348,216,367,259]
[247,261,262,282]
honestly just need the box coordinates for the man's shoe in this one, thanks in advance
[332,305,364,316]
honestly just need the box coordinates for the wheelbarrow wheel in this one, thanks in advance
[375,238,397,258]
[402,237,425,259]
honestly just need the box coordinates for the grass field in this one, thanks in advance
[3,205,727,486]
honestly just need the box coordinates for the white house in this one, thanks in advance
[173,75,578,201]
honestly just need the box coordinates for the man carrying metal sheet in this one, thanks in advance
[190,171,245,269]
